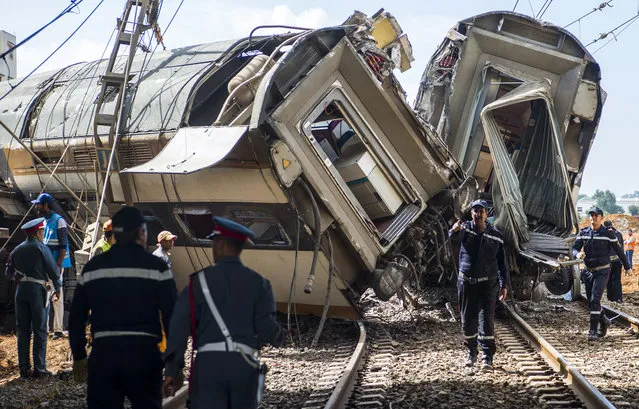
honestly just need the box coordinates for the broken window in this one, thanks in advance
[174,207,214,242]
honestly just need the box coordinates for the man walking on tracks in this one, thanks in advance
[449,199,509,371]
[6,218,61,378]
[68,206,177,408]
[573,208,630,341]
[604,220,624,303]
[162,216,284,409]
[32,192,72,340]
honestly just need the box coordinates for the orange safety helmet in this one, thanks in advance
[103,219,113,232]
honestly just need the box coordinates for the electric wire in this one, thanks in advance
[0,0,85,62]
[537,0,553,19]
[0,0,105,102]
[512,0,520,12]
[593,13,639,53]
[585,13,639,47]
[527,0,536,17]
[564,1,614,28]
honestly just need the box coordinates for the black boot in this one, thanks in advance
[464,351,477,367]
[588,315,599,341]
[597,313,611,338]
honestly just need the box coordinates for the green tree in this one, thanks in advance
[578,193,589,200]
[592,189,624,214]
[629,205,639,216]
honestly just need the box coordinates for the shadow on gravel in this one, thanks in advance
[260,389,315,409]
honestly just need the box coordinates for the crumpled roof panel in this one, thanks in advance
[0,39,238,142]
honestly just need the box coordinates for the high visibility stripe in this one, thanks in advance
[46,239,59,245]
[20,276,47,286]
[478,335,494,340]
[590,311,601,315]
[578,235,618,242]
[198,341,258,356]
[93,331,157,339]
[464,333,478,339]
[484,233,503,244]
[79,268,174,285]
[463,227,477,235]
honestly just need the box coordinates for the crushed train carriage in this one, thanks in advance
[0,10,601,326]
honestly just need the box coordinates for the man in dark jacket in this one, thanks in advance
[604,220,624,303]
[162,216,284,409]
[8,218,61,378]
[450,200,508,371]
[68,206,177,408]
[573,208,630,341]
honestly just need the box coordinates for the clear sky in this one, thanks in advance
[1,0,637,197]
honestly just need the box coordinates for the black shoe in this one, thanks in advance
[464,352,477,367]
[481,356,493,371]
[19,370,32,379]
[588,330,599,341]
[33,370,53,377]
[597,315,611,338]
[51,332,64,340]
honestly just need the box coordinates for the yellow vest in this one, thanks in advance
[92,238,111,257]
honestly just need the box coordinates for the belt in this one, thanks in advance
[586,264,610,272]
[458,272,490,284]
[198,341,259,359]
[610,255,619,262]
[93,331,158,339]
[20,276,47,286]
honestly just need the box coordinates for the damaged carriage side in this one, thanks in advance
[415,11,603,296]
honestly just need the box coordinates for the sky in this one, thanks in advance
[0,0,638,198]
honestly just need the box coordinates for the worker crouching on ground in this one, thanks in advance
[449,199,509,371]
[6,218,61,378]
[573,207,630,341]
[91,219,115,257]
[162,216,284,409]
[604,220,624,303]
[68,206,177,408]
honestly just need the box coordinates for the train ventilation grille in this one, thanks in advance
[118,142,154,168]
[72,148,98,168]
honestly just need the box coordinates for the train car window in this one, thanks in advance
[174,207,214,242]
[142,210,165,247]
[227,208,291,247]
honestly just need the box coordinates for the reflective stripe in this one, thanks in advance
[198,341,258,357]
[478,335,494,340]
[483,233,503,244]
[93,331,158,339]
[79,268,174,284]
[464,333,478,339]
[463,227,477,236]
[586,264,610,272]
[611,255,619,262]
[459,272,489,283]
[47,239,59,245]
[20,276,47,286]
[578,235,619,242]
[198,271,235,351]
[590,311,601,315]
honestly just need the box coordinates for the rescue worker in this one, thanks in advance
[162,216,284,409]
[6,218,61,378]
[31,192,71,340]
[572,207,631,341]
[91,219,115,257]
[604,220,624,303]
[449,199,508,371]
[68,206,177,409]
[153,230,177,269]
[624,229,635,271]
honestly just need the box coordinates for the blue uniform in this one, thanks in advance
[69,243,177,409]
[449,220,508,359]
[8,234,61,376]
[606,227,624,302]
[572,225,629,335]
[164,256,284,409]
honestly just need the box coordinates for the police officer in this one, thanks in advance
[31,192,71,340]
[162,216,284,409]
[91,219,115,257]
[604,220,624,303]
[68,206,177,408]
[6,218,61,378]
[573,207,630,341]
[449,199,508,371]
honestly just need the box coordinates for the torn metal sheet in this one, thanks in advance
[480,80,578,248]
[121,126,247,174]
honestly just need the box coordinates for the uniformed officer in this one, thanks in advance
[449,199,508,371]
[68,206,177,409]
[162,216,284,409]
[604,220,624,303]
[91,219,115,258]
[6,218,61,378]
[31,192,72,340]
[573,207,630,341]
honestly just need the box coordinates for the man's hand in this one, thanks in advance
[499,287,508,301]
[73,359,88,383]
[162,372,184,398]
[626,268,632,275]
[576,251,586,260]
[452,219,463,233]
[51,290,60,302]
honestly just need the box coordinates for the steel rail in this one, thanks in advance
[324,320,367,409]
[503,302,616,409]
[580,295,639,334]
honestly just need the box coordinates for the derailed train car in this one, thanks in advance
[0,10,600,325]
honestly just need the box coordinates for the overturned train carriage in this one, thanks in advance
[0,11,599,325]
[415,11,603,296]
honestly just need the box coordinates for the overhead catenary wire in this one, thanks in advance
[537,0,553,19]
[593,13,639,53]
[512,0,520,12]
[564,1,614,29]
[0,0,85,62]
[585,12,639,47]
[0,0,105,102]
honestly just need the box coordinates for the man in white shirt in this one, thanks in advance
[152,230,177,269]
